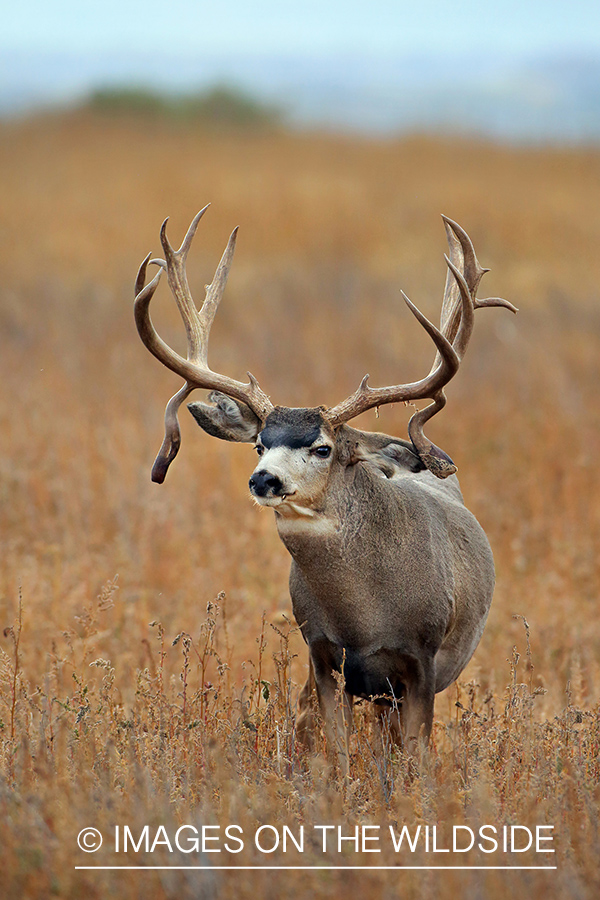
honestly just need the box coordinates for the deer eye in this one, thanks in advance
[312,445,332,459]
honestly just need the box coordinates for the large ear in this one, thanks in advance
[188,391,262,443]
[376,440,427,474]
[342,428,426,477]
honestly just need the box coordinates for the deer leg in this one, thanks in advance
[373,704,403,785]
[296,657,317,751]
[375,704,403,748]
[400,666,435,755]
[311,660,354,776]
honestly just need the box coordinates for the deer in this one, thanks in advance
[134,206,516,772]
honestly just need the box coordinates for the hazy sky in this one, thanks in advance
[4,0,600,59]
[4,0,600,138]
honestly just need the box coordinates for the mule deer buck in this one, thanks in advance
[134,207,516,771]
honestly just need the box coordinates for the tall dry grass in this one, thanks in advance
[0,111,599,898]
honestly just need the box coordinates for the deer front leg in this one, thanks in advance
[374,655,435,761]
[311,650,354,776]
[375,703,403,747]
[296,657,317,751]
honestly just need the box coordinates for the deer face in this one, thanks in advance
[188,394,428,516]
[249,408,336,516]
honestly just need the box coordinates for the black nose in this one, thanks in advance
[249,470,284,497]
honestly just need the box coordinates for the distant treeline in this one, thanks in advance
[84,84,284,128]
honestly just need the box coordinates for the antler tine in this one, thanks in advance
[197,225,239,366]
[179,204,210,258]
[474,296,518,311]
[151,383,194,484]
[428,214,489,372]
[135,252,154,298]
[442,215,489,293]
[438,215,517,348]
[407,391,456,477]
[443,254,475,361]
[159,206,210,365]
[134,210,274,482]
[401,291,461,371]
[134,259,177,369]
[326,296,460,426]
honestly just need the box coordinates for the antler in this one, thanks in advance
[326,217,517,478]
[134,206,273,482]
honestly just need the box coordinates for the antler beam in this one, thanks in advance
[134,206,273,482]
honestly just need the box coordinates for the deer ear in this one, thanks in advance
[347,430,426,476]
[377,441,426,473]
[188,391,262,443]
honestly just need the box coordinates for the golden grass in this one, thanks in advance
[1,112,599,898]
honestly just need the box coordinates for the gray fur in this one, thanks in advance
[280,422,494,764]
[190,402,495,769]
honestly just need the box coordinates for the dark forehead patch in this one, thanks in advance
[260,407,329,449]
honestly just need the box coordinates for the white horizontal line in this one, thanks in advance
[75,865,557,871]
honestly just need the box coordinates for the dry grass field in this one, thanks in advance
[1,111,599,899]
